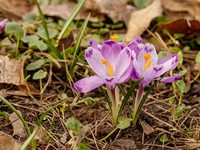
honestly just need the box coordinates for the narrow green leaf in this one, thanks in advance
[70,13,90,76]
[117,78,143,121]
[57,0,85,41]
[133,81,157,126]
[34,0,50,41]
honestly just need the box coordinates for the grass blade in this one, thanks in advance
[21,100,65,150]
[117,78,143,121]
[57,0,86,42]
[34,0,50,41]
[70,13,90,77]
[132,81,157,126]
[0,96,36,150]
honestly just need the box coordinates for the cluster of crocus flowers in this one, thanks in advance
[74,36,181,125]
[0,19,7,30]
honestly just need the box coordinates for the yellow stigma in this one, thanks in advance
[101,59,107,65]
[143,54,152,70]
[110,35,118,42]
[101,59,114,77]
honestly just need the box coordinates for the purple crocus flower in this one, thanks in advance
[74,39,133,93]
[129,36,181,126]
[129,36,181,88]
[0,19,8,30]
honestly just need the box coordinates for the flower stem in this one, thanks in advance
[106,86,120,125]
[132,84,144,127]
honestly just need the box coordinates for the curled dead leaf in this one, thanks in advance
[31,1,105,22]
[9,111,26,138]
[125,0,163,42]
[0,56,24,85]
[0,131,21,150]
[0,0,30,20]
[162,0,200,18]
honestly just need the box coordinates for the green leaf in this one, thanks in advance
[57,0,86,41]
[174,33,184,39]
[179,70,187,76]
[177,51,183,68]
[159,134,168,143]
[26,59,45,71]
[76,143,90,150]
[37,27,58,40]
[175,105,183,118]
[176,80,186,94]
[32,70,47,80]
[66,117,82,136]
[168,96,175,105]
[23,13,37,23]
[195,51,200,63]
[5,22,24,39]
[171,47,182,53]
[196,37,200,45]
[21,35,39,43]
[158,51,170,60]
[117,117,132,130]
[37,40,48,51]
[134,0,150,9]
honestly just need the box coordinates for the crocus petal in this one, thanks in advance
[128,36,143,57]
[101,40,122,63]
[85,47,107,77]
[160,74,181,83]
[74,76,104,93]
[0,19,7,30]
[114,47,132,78]
[138,43,158,70]
[155,54,178,77]
[117,64,132,83]
[89,39,101,51]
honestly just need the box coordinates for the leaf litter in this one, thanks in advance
[0,0,200,149]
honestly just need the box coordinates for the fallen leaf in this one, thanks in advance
[125,0,163,42]
[31,2,105,22]
[140,119,155,135]
[105,138,137,150]
[159,19,200,36]
[0,0,30,20]
[0,131,21,150]
[85,0,134,23]
[162,0,200,21]
[9,111,26,138]
[0,55,24,85]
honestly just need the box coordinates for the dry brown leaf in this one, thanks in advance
[85,0,134,23]
[0,0,30,20]
[9,111,26,138]
[162,0,200,21]
[125,0,163,42]
[86,0,133,23]
[140,120,155,135]
[0,56,24,85]
[31,2,105,22]
[0,131,21,150]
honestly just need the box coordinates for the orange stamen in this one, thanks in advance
[143,53,152,70]
[110,35,118,42]
[101,59,114,77]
